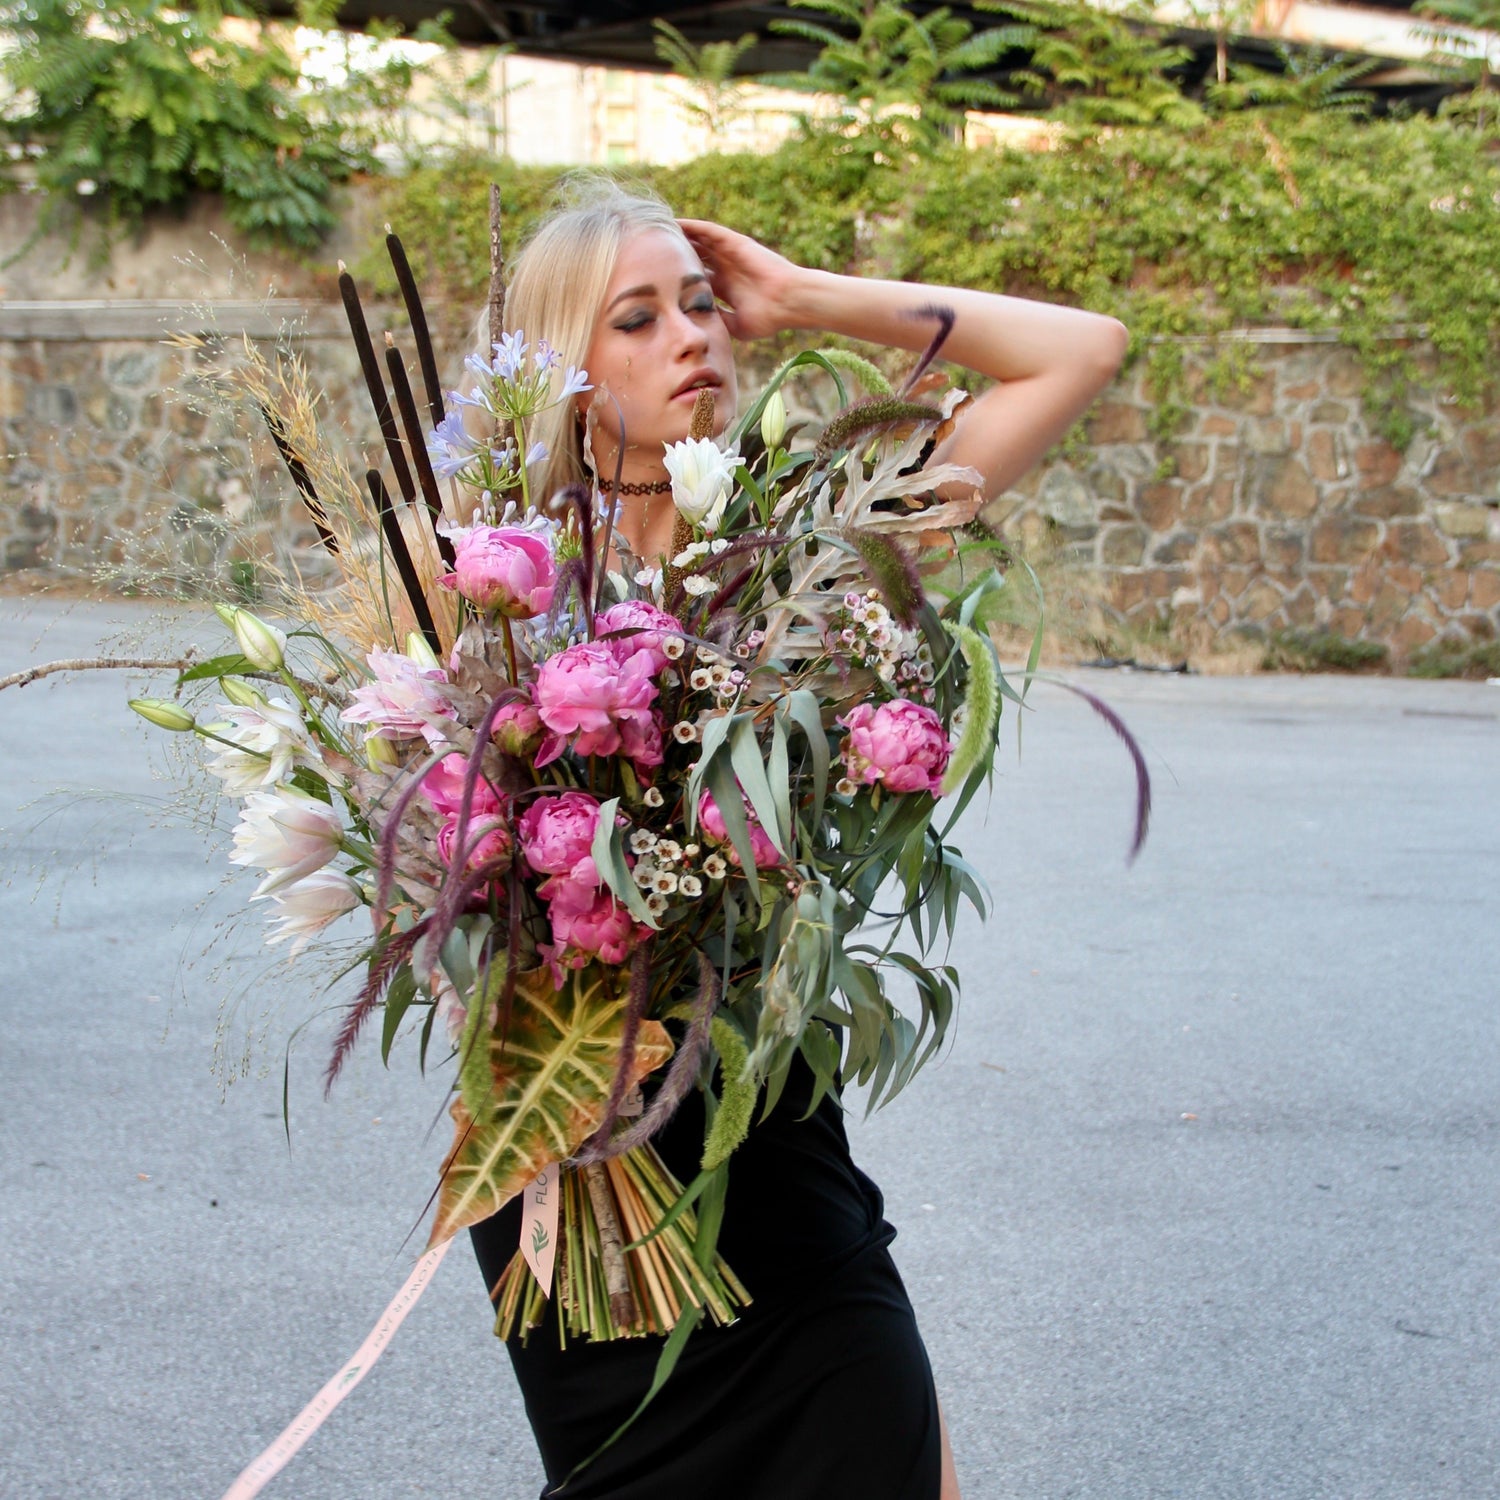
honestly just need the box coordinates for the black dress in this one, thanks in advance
[469,1054,942,1500]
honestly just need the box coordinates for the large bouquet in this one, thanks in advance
[123,244,1145,1385]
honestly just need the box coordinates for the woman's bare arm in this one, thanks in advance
[681,217,1128,498]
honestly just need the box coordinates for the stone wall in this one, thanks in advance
[3,302,1498,661]
[988,335,1500,660]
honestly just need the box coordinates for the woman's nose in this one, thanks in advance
[668,307,710,356]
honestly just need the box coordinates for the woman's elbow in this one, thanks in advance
[1089,315,1130,386]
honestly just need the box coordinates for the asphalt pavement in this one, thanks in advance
[2,596,1497,1500]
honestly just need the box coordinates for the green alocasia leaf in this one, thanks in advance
[429,966,674,1247]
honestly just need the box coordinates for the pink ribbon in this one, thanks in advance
[219,1236,453,1500]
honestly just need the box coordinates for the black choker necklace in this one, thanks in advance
[608,478,674,496]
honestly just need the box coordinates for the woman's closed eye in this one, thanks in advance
[614,295,717,334]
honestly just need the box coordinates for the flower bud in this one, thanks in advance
[404,631,440,669]
[232,609,287,672]
[213,603,240,630]
[129,697,196,733]
[364,733,399,770]
[220,676,266,708]
[760,389,787,451]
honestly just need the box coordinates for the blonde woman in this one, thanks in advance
[470,179,1127,1500]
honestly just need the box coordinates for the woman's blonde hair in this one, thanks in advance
[501,176,689,504]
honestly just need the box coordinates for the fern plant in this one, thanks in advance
[1207,44,1379,115]
[653,19,760,144]
[1413,0,1500,130]
[765,0,1032,155]
[0,0,368,248]
[994,0,1204,127]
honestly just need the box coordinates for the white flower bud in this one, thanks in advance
[404,631,440,669]
[231,609,287,672]
[129,697,195,733]
[760,388,787,450]
[220,676,266,709]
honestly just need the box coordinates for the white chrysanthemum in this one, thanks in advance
[255,869,363,955]
[230,788,345,896]
[663,436,738,533]
[205,698,335,796]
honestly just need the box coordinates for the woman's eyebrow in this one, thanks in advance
[606,273,709,313]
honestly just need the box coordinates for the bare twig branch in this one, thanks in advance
[0,656,194,693]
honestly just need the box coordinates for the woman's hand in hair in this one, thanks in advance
[678,219,803,343]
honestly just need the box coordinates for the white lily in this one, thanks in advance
[204,697,336,796]
[229,787,345,895]
[663,436,738,534]
[256,869,363,954]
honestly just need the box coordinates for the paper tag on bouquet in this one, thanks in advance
[520,1165,560,1296]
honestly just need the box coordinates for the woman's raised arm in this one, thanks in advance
[681,217,1128,499]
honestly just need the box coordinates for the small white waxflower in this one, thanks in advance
[877,662,896,681]
[868,625,894,649]
[746,629,766,648]
[662,636,685,661]
[652,871,679,895]
[850,603,869,624]
[708,664,731,687]
[710,538,730,554]
[643,786,665,808]
[836,777,858,798]
[683,575,717,597]
[673,721,699,744]
[679,874,703,899]
[843,592,862,609]
[632,861,659,889]
[645,893,669,916]
[696,646,721,664]
[734,643,750,659]
[628,829,659,855]
[702,853,728,880]
[683,843,700,859]
[656,839,682,863]
[918,663,935,683]
[689,669,713,691]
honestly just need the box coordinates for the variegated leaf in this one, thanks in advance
[429,966,674,1246]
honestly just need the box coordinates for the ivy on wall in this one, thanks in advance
[362,116,1500,444]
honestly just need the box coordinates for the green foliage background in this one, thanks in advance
[362,117,1500,437]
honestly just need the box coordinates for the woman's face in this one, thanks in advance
[580,227,737,467]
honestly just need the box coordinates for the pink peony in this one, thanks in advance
[517,791,601,884]
[542,879,647,969]
[532,641,660,767]
[838,699,951,795]
[697,788,781,869]
[437,811,513,875]
[491,700,543,758]
[421,753,503,820]
[341,649,454,745]
[439,526,556,617]
[594,602,684,677]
